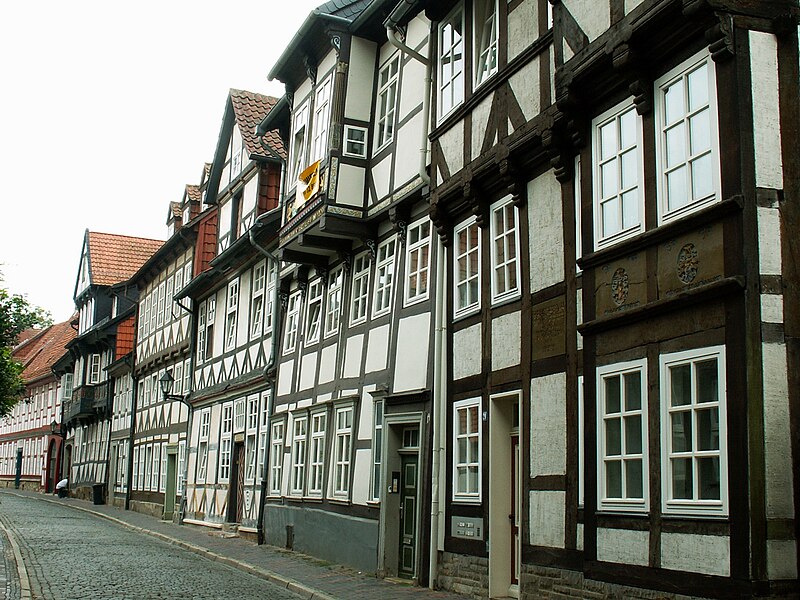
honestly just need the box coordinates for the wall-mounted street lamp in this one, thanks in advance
[50,420,66,437]
[158,371,187,403]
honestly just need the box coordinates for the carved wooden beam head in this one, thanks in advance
[706,12,735,63]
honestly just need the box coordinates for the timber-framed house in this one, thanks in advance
[260,0,441,582]
[179,89,284,538]
[423,0,799,598]
[64,230,162,501]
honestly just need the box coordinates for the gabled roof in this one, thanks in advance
[317,0,373,19]
[230,89,286,160]
[13,317,77,384]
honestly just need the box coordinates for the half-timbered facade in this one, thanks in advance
[260,0,440,581]
[180,89,284,538]
[64,230,162,501]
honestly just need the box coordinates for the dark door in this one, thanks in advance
[228,442,245,523]
[398,453,418,578]
[47,440,57,492]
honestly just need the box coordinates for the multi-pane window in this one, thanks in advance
[270,420,285,495]
[283,292,301,354]
[139,445,147,490]
[308,412,327,496]
[88,354,101,384]
[157,281,166,327]
[656,50,719,223]
[63,373,73,399]
[197,297,215,362]
[453,398,481,501]
[225,280,239,350]
[197,409,210,482]
[371,400,383,501]
[165,277,174,323]
[593,101,643,248]
[173,363,183,395]
[257,392,270,480]
[245,398,257,483]
[376,55,400,149]
[264,262,277,332]
[178,440,186,496]
[350,253,370,324]
[474,0,498,86]
[289,101,309,184]
[291,415,308,495]
[343,126,367,158]
[150,286,159,331]
[454,217,480,316]
[661,346,727,516]
[325,266,344,337]
[219,403,233,482]
[310,76,333,164]
[159,443,167,492]
[438,6,464,119]
[405,220,431,305]
[333,406,353,497]
[132,447,140,492]
[305,279,323,344]
[373,238,396,316]
[598,360,648,512]
[490,197,521,302]
[145,445,153,491]
[250,261,266,339]
[182,357,191,397]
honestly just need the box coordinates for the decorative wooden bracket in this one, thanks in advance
[706,12,735,63]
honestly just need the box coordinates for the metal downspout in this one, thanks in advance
[175,294,194,525]
[124,371,138,510]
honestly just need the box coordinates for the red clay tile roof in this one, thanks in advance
[87,231,164,286]
[115,315,135,357]
[169,201,181,220]
[14,317,77,384]
[186,184,202,203]
[229,89,286,161]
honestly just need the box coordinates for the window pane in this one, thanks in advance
[606,460,622,497]
[600,122,616,160]
[696,359,718,403]
[619,109,636,149]
[626,459,643,498]
[697,407,720,451]
[620,149,638,189]
[664,78,685,125]
[602,199,620,237]
[665,122,686,169]
[601,161,618,199]
[624,415,642,454]
[691,153,713,201]
[605,375,620,413]
[667,166,688,211]
[670,365,691,406]
[621,190,639,230]
[672,457,693,499]
[698,456,720,500]
[687,63,708,111]
[606,418,621,456]
[624,371,641,411]
[671,411,692,452]
[689,109,710,154]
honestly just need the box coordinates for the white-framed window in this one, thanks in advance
[165,277,174,323]
[490,196,521,303]
[405,219,431,305]
[245,399,258,483]
[150,286,158,332]
[325,266,344,337]
[376,54,400,149]
[655,50,719,224]
[138,444,147,491]
[332,405,353,497]
[197,296,215,363]
[350,253,371,325]
[310,75,333,164]
[234,398,246,432]
[453,397,481,502]
[264,262,277,333]
[178,439,186,496]
[283,292,301,354]
[173,363,183,395]
[597,359,648,512]
[593,99,644,249]
[157,281,166,327]
[290,415,308,495]
[474,0,498,87]
[454,217,481,316]
[371,400,383,502]
[269,420,285,495]
[159,442,167,493]
[62,373,73,399]
[257,391,270,480]
[343,125,367,158]
[305,279,323,344]
[660,346,727,517]
[225,280,239,350]
[132,446,140,492]
[373,237,396,317]
[174,266,184,296]
[197,409,210,482]
[182,357,191,397]
[88,354,101,384]
[438,5,464,120]
[308,411,327,496]
[144,444,153,491]
[219,403,233,482]
[250,261,266,339]
[289,101,309,185]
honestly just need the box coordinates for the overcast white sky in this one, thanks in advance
[0,0,324,322]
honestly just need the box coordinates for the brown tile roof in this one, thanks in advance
[169,201,181,220]
[14,317,77,384]
[229,89,286,161]
[115,315,135,357]
[87,231,164,286]
[186,184,202,203]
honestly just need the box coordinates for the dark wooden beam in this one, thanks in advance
[319,214,375,240]
[279,249,329,270]
[298,233,352,253]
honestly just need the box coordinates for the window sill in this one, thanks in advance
[452,496,482,505]
[453,305,481,322]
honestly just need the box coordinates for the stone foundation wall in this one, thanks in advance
[437,551,489,599]
[0,479,42,491]
[130,500,163,519]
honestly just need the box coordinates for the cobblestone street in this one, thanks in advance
[0,492,303,600]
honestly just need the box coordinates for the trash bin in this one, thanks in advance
[92,483,105,505]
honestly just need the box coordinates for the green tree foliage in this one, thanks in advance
[0,281,52,417]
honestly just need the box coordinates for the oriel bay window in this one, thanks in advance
[454,217,480,317]
[660,346,727,516]
[597,359,648,512]
[453,398,481,502]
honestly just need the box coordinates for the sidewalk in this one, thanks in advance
[6,489,471,600]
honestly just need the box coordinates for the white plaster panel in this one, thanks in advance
[528,172,565,292]
[625,0,644,13]
[352,448,371,505]
[660,533,730,576]
[509,58,540,124]
[336,164,365,207]
[563,0,609,44]
[597,528,649,566]
[399,56,426,123]
[318,344,337,384]
[393,312,431,393]
[357,388,375,441]
[761,294,784,324]
[296,398,313,409]
[471,93,494,164]
[318,49,337,82]
[345,37,376,121]
[365,325,389,373]
[749,32,783,189]
[438,125,464,179]
[530,372,566,477]
[243,177,258,218]
[758,207,782,275]
[277,360,294,396]
[762,342,794,519]
[492,312,521,370]
[453,323,482,380]
[298,352,317,391]
[508,0,538,62]
[576,523,584,552]
[295,79,312,107]
[343,334,364,379]
[768,540,798,580]
[371,154,392,203]
[529,490,565,548]
[405,14,430,53]
[395,111,425,189]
